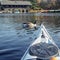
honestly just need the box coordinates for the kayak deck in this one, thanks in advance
[21,24,59,60]
[21,37,59,60]
[29,42,58,59]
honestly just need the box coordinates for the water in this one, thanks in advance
[0,13,60,60]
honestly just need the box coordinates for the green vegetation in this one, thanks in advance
[39,1,60,10]
[27,0,60,10]
[28,0,41,9]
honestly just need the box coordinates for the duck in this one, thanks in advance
[22,21,37,29]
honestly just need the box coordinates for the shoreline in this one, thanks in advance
[30,9,60,13]
[0,13,60,17]
[0,9,60,13]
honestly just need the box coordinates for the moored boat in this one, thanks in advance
[21,24,59,60]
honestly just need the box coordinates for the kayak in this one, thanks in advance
[21,24,59,60]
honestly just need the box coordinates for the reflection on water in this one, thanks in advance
[0,13,60,60]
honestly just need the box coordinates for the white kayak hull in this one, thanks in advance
[21,24,59,60]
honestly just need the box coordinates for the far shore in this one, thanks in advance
[0,9,60,13]
[30,9,60,13]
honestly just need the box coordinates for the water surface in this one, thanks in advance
[0,13,60,60]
